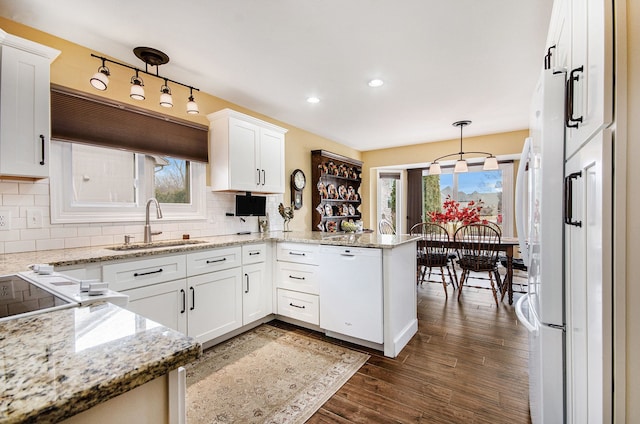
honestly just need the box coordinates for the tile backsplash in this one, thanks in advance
[0,178,284,254]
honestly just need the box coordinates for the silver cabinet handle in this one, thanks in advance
[289,252,306,256]
[289,275,306,280]
[289,302,305,309]
[190,286,195,311]
[180,289,186,314]
[244,273,250,293]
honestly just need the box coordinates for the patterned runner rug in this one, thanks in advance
[185,324,369,423]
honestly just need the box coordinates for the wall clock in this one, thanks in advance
[290,169,306,209]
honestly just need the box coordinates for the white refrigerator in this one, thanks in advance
[515,68,566,424]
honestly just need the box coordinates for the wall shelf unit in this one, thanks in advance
[311,150,363,232]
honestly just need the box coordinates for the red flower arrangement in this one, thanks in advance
[427,195,487,225]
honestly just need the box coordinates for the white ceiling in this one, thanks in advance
[0,0,553,151]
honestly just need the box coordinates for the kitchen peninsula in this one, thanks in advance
[0,231,419,359]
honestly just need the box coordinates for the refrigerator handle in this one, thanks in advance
[563,171,582,227]
[515,294,536,332]
[515,137,531,264]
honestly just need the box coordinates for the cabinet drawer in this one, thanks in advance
[187,247,242,275]
[276,261,319,294]
[242,243,266,264]
[103,255,186,292]
[277,288,319,325]
[276,242,319,265]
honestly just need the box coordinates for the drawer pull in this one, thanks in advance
[190,286,195,311]
[289,302,306,309]
[206,258,227,264]
[249,251,261,256]
[289,252,306,256]
[133,268,163,277]
[180,289,186,314]
[289,275,306,280]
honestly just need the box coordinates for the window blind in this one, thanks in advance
[50,84,208,163]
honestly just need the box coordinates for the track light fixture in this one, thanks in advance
[130,70,145,100]
[89,47,199,114]
[429,120,500,175]
[90,58,110,91]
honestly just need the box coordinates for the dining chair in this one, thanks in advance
[410,222,457,298]
[378,218,396,234]
[453,223,502,306]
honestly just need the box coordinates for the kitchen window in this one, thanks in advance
[49,141,206,223]
[422,162,514,236]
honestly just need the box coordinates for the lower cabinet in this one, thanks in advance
[187,267,243,342]
[242,262,269,324]
[277,288,319,325]
[122,279,188,334]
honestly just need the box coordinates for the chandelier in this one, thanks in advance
[89,47,200,114]
[429,120,499,174]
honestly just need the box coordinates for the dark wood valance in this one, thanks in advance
[50,84,208,163]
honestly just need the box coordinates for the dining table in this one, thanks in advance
[424,236,521,304]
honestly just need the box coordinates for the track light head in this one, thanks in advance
[90,59,110,91]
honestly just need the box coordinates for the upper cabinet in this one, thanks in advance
[546,0,613,157]
[0,29,60,179]
[207,108,287,194]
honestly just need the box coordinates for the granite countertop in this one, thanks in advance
[0,231,420,274]
[0,302,201,424]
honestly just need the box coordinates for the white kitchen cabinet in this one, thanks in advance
[208,108,287,194]
[546,0,612,157]
[242,243,271,324]
[121,279,188,334]
[564,129,612,422]
[275,242,320,325]
[187,267,243,343]
[0,30,60,178]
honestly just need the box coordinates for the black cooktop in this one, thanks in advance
[0,275,72,321]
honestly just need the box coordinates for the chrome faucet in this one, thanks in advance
[144,198,163,243]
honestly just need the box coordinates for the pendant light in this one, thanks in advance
[429,120,499,174]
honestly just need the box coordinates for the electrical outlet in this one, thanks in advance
[0,211,11,231]
[0,281,16,300]
[27,208,43,229]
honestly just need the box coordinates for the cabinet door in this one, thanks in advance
[565,0,613,157]
[187,267,242,344]
[0,45,51,178]
[122,279,188,334]
[228,117,259,191]
[242,262,270,324]
[564,130,612,423]
[258,127,285,193]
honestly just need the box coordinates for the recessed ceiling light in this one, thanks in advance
[306,96,320,104]
[368,79,384,87]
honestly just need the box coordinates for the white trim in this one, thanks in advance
[50,141,207,223]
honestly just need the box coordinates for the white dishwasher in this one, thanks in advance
[318,245,383,344]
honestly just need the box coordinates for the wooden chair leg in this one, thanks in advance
[439,266,448,299]
[457,270,468,301]
[420,265,427,284]
[488,271,499,306]
[446,265,457,289]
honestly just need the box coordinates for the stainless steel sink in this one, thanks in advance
[107,239,207,251]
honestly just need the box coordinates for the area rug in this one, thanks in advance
[184,324,369,423]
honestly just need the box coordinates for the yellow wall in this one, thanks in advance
[360,130,528,228]
[0,17,360,232]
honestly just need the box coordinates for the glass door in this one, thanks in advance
[377,171,402,233]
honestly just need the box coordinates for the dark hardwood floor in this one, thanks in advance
[271,273,531,423]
